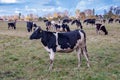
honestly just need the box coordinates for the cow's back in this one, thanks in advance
[57,30,83,50]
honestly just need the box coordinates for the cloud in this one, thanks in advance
[43,0,59,7]
[76,1,88,11]
[0,0,17,3]
[75,0,110,14]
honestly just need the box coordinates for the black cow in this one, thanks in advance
[71,19,83,29]
[96,23,108,35]
[83,19,96,25]
[8,21,16,30]
[43,19,49,22]
[30,27,90,70]
[62,18,72,24]
[26,21,34,32]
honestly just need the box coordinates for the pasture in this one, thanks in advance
[0,21,120,80]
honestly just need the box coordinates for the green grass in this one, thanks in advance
[0,21,120,80]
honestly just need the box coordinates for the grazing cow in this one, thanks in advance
[71,19,83,29]
[30,27,90,70]
[83,19,96,25]
[96,23,108,35]
[108,18,114,23]
[8,21,16,30]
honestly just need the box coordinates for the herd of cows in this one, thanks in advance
[6,18,120,70]
[7,18,120,35]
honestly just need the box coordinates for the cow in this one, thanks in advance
[8,20,16,30]
[26,21,34,32]
[44,20,70,32]
[62,18,72,24]
[29,26,90,70]
[26,21,37,32]
[61,23,70,32]
[95,23,108,35]
[108,18,114,23]
[44,20,52,31]
[43,19,49,22]
[115,19,120,23]
[102,19,106,23]
[54,23,70,32]
[71,19,83,29]
[83,19,96,25]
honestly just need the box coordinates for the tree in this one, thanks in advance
[19,13,21,20]
[75,9,80,18]
[103,6,120,19]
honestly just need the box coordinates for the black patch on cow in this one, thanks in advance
[41,31,56,52]
[58,30,81,49]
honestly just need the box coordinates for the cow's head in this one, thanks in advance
[30,27,42,40]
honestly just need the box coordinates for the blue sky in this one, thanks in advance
[0,0,120,16]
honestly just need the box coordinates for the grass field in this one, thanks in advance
[0,21,120,80]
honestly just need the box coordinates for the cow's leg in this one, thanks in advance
[14,25,16,30]
[76,48,82,68]
[82,46,90,68]
[49,49,55,70]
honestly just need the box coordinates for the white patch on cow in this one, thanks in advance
[49,49,55,60]
[53,32,63,51]
[79,31,84,42]
[53,32,58,45]
[35,26,39,31]
[44,46,51,52]
[74,31,85,49]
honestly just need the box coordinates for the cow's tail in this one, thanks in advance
[80,30,89,61]
[80,30,86,42]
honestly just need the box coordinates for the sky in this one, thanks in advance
[0,0,120,17]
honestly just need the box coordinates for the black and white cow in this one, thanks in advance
[115,19,120,23]
[71,19,83,29]
[26,21,37,32]
[45,21,52,31]
[30,27,90,70]
[108,18,114,23]
[95,23,108,35]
